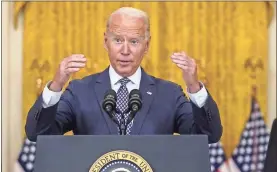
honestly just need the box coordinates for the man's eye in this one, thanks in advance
[114,38,122,43]
[131,40,139,44]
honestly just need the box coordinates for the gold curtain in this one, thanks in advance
[14,2,273,157]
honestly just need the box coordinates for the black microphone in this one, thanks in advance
[126,89,142,125]
[102,89,117,113]
[102,89,119,126]
[128,89,142,112]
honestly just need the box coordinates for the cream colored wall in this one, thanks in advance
[2,2,24,172]
[268,2,276,130]
[1,2,276,172]
[2,3,10,172]
[0,3,3,171]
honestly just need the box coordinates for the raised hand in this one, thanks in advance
[49,54,87,92]
[170,51,201,93]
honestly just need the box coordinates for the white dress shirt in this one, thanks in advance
[42,65,208,108]
[109,64,141,93]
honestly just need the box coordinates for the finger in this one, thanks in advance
[66,54,87,63]
[185,56,195,64]
[171,59,189,66]
[180,51,191,61]
[171,54,185,60]
[71,54,85,58]
[171,55,190,63]
[173,51,187,57]
[179,52,196,63]
[66,62,86,69]
[177,63,194,70]
[65,67,81,74]
[176,64,190,71]
[171,55,184,61]
[173,52,183,56]
[173,55,196,67]
[178,51,194,62]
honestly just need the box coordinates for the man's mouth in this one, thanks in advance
[118,60,131,65]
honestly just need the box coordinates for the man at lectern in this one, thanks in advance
[25,7,222,143]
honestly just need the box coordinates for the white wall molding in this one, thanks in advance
[268,2,276,130]
[2,2,24,172]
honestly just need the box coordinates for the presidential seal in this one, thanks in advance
[89,150,153,172]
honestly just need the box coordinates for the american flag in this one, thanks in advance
[209,142,231,172]
[229,96,270,172]
[15,138,37,172]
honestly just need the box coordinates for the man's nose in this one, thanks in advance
[121,41,130,55]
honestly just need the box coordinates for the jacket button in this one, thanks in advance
[206,109,212,121]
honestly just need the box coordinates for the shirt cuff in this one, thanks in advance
[42,81,63,108]
[187,82,208,108]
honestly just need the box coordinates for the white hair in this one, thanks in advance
[106,7,150,39]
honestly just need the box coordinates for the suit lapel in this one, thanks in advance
[94,67,118,134]
[131,69,156,135]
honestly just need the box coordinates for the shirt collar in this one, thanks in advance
[109,65,141,86]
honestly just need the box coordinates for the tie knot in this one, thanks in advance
[119,77,131,86]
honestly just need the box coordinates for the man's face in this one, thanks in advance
[104,14,150,77]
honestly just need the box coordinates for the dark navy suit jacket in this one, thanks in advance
[264,118,277,172]
[25,67,223,143]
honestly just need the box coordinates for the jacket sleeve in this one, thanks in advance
[174,85,223,143]
[25,82,76,142]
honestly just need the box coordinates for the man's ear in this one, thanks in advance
[103,32,108,51]
[144,36,151,54]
